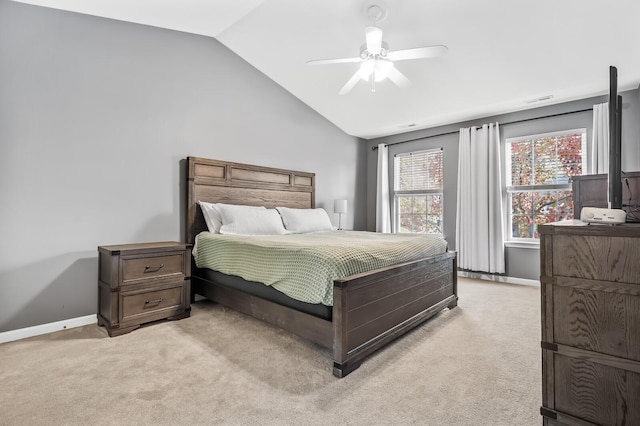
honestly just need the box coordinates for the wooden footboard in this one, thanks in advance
[192,251,457,378]
[332,251,457,377]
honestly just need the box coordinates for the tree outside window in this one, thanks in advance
[394,149,443,234]
[506,129,586,240]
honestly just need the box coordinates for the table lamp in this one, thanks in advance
[334,199,347,230]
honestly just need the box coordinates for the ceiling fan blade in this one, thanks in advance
[387,67,411,89]
[338,71,361,95]
[365,26,383,55]
[306,57,362,65]
[387,45,448,61]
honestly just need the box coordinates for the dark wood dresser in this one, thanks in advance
[98,242,191,336]
[539,222,640,425]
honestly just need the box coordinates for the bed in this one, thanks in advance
[185,156,458,377]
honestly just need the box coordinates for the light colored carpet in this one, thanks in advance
[0,277,541,425]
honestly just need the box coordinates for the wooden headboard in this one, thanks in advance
[185,157,315,244]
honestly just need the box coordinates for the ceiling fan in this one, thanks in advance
[306,4,448,95]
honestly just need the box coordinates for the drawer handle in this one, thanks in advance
[144,263,164,273]
[144,297,163,306]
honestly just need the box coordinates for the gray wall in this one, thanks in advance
[0,1,365,332]
[366,88,640,280]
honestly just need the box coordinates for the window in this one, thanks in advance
[505,129,586,240]
[394,149,443,234]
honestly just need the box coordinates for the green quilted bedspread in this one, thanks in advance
[194,230,448,306]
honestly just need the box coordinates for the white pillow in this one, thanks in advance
[276,207,333,233]
[198,201,222,233]
[218,205,286,235]
[198,202,264,233]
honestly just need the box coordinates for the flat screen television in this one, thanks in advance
[608,65,623,210]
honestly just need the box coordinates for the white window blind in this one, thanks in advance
[394,149,444,234]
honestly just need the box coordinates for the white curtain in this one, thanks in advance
[456,123,505,273]
[591,102,609,174]
[376,143,391,233]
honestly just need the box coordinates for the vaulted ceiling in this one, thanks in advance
[12,0,640,139]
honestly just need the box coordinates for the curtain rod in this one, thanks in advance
[371,107,593,151]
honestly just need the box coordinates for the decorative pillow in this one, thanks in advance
[218,205,286,235]
[198,202,264,233]
[276,207,333,233]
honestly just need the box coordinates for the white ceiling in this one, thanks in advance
[12,0,640,139]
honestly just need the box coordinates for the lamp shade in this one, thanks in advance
[334,199,348,214]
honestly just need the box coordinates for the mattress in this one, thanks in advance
[194,230,448,306]
[194,268,333,320]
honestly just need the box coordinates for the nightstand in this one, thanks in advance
[97,241,191,336]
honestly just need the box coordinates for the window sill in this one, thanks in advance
[504,240,540,249]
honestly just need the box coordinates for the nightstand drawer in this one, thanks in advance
[122,253,184,284]
[121,284,184,321]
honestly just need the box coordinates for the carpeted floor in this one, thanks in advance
[0,277,541,425]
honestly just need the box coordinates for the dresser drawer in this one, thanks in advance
[552,284,640,361]
[121,283,185,322]
[551,234,640,283]
[121,252,185,285]
[552,353,640,425]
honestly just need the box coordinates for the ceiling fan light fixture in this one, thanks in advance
[374,58,393,81]
[358,59,374,80]
[358,58,393,82]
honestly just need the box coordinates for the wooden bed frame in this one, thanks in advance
[185,156,458,377]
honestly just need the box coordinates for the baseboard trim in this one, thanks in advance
[0,314,97,344]
[457,271,540,287]
[1,272,538,344]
